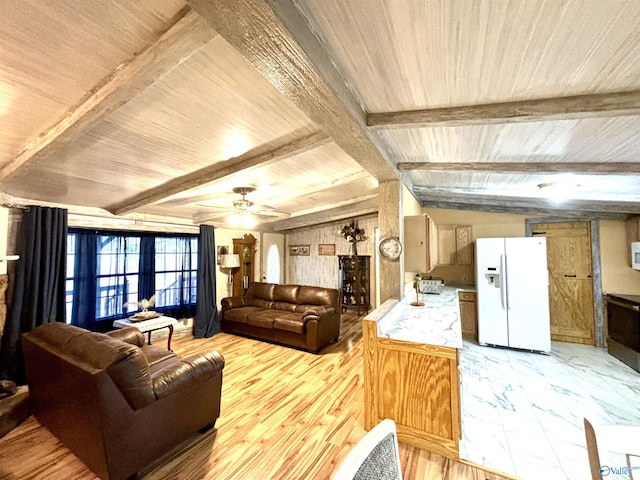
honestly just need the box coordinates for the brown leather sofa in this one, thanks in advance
[22,323,225,480]
[221,282,340,353]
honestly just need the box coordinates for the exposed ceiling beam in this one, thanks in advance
[109,131,330,215]
[422,200,629,220]
[413,187,640,215]
[158,164,367,208]
[0,7,216,180]
[367,90,640,129]
[263,197,379,232]
[187,0,398,181]
[398,162,640,174]
[419,199,632,220]
[259,193,378,225]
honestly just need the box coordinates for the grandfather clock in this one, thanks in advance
[232,234,256,297]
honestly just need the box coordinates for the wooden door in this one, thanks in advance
[531,222,594,345]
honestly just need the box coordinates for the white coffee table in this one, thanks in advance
[113,315,178,351]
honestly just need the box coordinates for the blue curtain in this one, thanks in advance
[138,236,155,305]
[194,225,219,338]
[0,206,67,383]
[71,230,97,330]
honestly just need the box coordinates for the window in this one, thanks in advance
[154,237,198,309]
[66,229,198,330]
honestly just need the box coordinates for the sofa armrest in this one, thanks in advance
[106,327,145,347]
[302,306,336,321]
[221,296,246,309]
[152,351,225,400]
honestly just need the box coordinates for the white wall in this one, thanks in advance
[286,215,378,294]
[600,220,640,295]
[214,227,261,306]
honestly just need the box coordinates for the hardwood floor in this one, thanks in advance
[0,314,516,480]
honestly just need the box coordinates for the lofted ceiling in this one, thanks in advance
[1,0,639,233]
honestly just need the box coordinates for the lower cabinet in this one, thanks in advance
[363,320,461,459]
[458,291,477,340]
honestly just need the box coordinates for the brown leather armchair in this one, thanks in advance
[22,323,225,480]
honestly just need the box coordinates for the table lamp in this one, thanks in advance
[220,254,241,296]
[410,272,424,307]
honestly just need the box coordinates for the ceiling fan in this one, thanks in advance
[229,186,290,218]
[195,186,290,226]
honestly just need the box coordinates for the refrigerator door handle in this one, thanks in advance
[500,254,507,310]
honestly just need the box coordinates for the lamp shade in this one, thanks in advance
[220,254,241,269]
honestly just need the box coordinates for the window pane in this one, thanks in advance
[96,275,125,318]
[125,274,139,313]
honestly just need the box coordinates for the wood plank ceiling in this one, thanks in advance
[1,0,639,232]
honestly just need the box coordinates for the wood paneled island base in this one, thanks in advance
[363,297,462,460]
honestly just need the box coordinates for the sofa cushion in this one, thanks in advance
[246,309,280,329]
[273,312,305,334]
[224,306,264,323]
[248,282,275,301]
[273,284,300,304]
[249,298,273,309]
[298,286,334,306]
[272,301,297,312]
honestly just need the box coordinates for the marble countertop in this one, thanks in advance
[365,286,463,348]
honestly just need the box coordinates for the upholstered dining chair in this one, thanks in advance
[584,417,640,479]
[332,419,403,480]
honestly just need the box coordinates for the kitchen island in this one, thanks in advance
[363,286,463,459]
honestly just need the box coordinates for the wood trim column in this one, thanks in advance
[378,180,402,302]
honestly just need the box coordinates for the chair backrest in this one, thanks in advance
[333,419,403,480]
[585,418,605,480]
[584,417,640,480]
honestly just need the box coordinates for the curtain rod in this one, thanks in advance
[1,203,29,211]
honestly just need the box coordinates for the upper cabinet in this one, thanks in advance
[455,226,474,265]
[405,214,437,273]
[405,215,473,272]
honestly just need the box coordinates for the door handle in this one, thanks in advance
[564,274,576,278]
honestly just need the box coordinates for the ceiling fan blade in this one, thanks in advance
[248,203,290,217]
[194,203,228,211]
[254,209,291,218]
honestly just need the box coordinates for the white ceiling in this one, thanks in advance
[0,0,639,231]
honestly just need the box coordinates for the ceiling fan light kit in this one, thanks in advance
[537,181,580,202]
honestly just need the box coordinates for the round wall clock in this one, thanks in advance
[378,236,403,261]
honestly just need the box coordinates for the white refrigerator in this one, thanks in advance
[475,237,551,353]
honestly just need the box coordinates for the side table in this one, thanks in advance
[113,316,178,351]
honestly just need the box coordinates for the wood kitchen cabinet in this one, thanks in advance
[405,216,473,272]
[458,290,477,340]
[405,214,438,273]
[455,226,473,265]
[626,216,640,266]
[437,225,474,266]
[363,318,461,459]
[437,225,456,265]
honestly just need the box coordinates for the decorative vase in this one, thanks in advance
[350,241,358,256]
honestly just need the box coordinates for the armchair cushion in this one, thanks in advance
[106,327,145,347]
[152,351,225,400]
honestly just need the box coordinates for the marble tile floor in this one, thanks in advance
[459,339,640,479]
